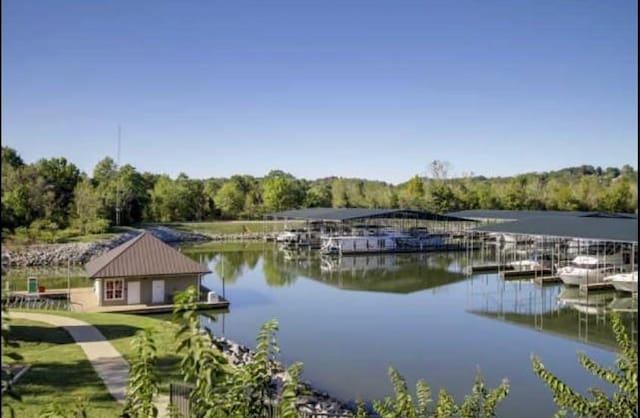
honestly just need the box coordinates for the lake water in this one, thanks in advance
[183,241,637,417]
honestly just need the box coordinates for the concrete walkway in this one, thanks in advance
[9,312,169,416]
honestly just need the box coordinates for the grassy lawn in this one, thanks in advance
[63,226,140,243]
[3,318,122,417]
[155,220,303,235]
[4,275,92,292]
[14,311,185,395]
[182,240,274,253]
[2,226,138,246]
[7,310,183,397]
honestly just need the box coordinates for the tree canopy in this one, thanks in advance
[1,147,637,240]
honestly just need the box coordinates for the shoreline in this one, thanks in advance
[212,333,356,416]
[1,226,217,269]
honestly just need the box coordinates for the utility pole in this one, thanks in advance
[115,125,121,226]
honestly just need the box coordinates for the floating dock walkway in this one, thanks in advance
[470,264,513,273]
[533,276,563,285]
[500,269,553,280]
[579,282,615,292]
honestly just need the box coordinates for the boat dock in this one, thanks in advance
[533,276,563,285]
[579,282,615,292]
[93,299,230,314]
[8,287,230,315]
[501,269,553,280]
[325,243,477,256]
[470,264,513,273]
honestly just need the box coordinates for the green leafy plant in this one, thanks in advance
[223,319,304,417]
[1,290,22,417]
[171,287,304,417]
[458,370,510,418]
[279,362,303,418]
[172,286,229,417]
[241,319,281,416]
[370,367,509,418]
[39,397,88,418]
[532,312,638,418]
[166,403,185,418]
[124,328,160,418]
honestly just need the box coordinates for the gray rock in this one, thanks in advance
[1,227,211,269]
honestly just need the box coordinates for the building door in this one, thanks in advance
[152,280,165,304]
[127,281,141,305]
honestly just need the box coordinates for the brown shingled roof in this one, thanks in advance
[86,231,210,279]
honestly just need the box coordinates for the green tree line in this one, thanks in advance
[2,147,637,241]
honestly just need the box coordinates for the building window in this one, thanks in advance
[105,279,124,301]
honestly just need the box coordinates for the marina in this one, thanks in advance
[266,208,475,255]
[3,209,637,417]
[454,210,638,296]
[179,241,637,418]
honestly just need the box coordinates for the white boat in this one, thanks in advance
[558,256,618,286]
[276,229,311,245]
[320,234,399,255]
[603,271,638,293]
[395,227,446,250]
[558,244,625,286]
[321,224,408,254]
[509,253,554,271]
[500,234,533,245]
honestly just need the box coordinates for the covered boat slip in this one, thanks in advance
[459,210,638,292]
[265,208,478,253]
[265,208,477,234]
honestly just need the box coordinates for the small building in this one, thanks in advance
[85,231,210,307]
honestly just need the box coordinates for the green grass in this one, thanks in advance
[3,226,138,246]
[3,318,122,417]
[3,275,92,292]
[182,240,274,253]
[62,232,122,243]
[155,220,303,235]
[14,311,184,395]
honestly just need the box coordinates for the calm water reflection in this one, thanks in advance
[185,242,636,417]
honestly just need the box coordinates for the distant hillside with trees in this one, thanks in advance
[1,146,637,241]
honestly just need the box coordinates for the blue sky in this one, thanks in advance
[2,1,637,184]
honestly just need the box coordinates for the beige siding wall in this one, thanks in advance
[98,274,200,306]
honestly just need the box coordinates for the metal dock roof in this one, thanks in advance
[266,208,474,222]
[471,215,637,243]
[446,209,636,220]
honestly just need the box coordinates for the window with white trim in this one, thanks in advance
[105,279,124,300]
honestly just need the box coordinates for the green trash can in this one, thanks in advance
[27,277,38,293]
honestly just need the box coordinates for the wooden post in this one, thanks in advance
[221,255,226,300]
[67,259,71,309]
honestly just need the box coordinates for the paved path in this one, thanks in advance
[9,312,169,416]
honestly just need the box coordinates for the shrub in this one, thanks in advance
[532,312,637,417]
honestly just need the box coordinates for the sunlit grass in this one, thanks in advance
[3,318,121,417]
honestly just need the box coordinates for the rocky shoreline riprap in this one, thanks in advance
[1,226,210,268]
[213,334,355,417]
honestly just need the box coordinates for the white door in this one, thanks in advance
[127,281,141,305]
[152,280,165,304]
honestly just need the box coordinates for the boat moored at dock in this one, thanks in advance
[558,244,626,286]
[557,256,618,286]
[603,271,638,293]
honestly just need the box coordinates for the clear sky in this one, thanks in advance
[2,1,637,184]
